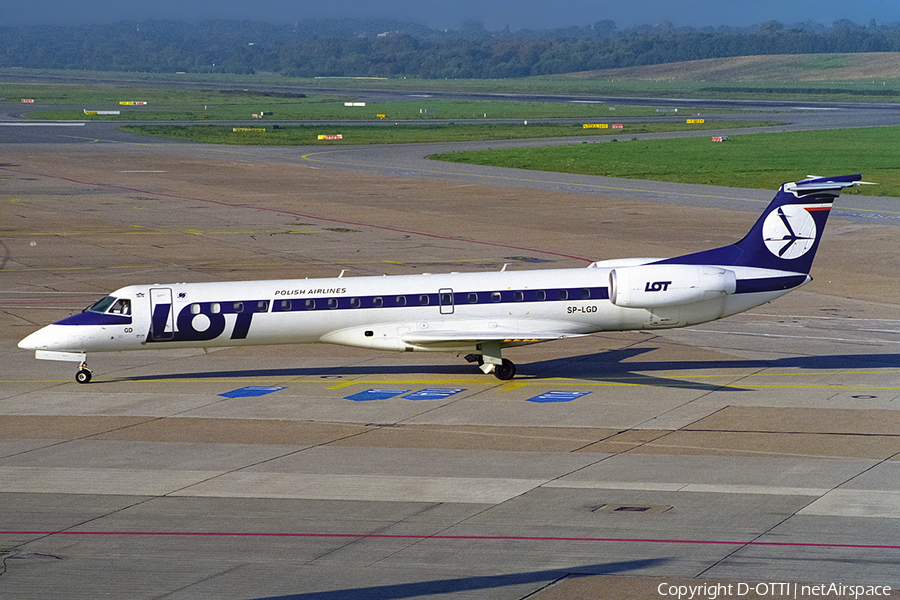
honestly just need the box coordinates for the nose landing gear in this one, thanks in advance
[75,361,92,384]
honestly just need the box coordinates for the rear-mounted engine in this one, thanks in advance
[609,264,736,309]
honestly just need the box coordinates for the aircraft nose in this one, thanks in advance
[18,325,63,351]
[18,328,47,350]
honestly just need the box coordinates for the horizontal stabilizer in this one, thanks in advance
[786,174,871,193]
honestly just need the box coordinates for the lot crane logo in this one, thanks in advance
[762,204,823,260]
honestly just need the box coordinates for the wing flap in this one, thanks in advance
[401,330,584,347]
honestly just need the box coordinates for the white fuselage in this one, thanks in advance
[18,173,859,383]
[19,261,805,356]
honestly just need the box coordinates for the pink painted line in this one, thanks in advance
[1,167,592,262]
[3,531,899,550]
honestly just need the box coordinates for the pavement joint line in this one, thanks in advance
[148,422,382,500]
[685,329,900,344]
[3,530,899,549]
[632,442,900,460]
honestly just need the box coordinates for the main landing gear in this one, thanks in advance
[493,358,516,381]
[464,341,517,380]
[75,360,92,384]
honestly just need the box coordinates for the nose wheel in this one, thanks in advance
[75,361,92,384]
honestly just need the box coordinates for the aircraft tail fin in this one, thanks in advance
[655,175,867,274]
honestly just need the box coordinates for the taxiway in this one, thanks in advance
[1,101,898,599]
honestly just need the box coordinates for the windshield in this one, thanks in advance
[86,296,117,313]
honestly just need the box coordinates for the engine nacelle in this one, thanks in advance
[609,264,736,309]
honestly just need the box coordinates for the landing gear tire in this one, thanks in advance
[75,368,92,384]
[493,358,516,381]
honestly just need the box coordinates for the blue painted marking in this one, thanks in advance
[402,388,465,401]
[527,390,592,403]
[218,386,286,399]
[345,389,410,402]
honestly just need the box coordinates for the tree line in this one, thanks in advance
[1,18,899,78]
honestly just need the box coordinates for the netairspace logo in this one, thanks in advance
[657,582,892,600]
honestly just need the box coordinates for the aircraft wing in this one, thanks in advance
[401,329,585,348]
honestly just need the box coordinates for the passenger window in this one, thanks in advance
[190,304,201,315]
[396,296,407,307]
[304,299,316,310]
[257,300,269,312]
[491,292,501,303]
[233,302,244,313]
[535,290,546,301]
[279,300,291,311]
[513,291,524,302]
[558,290,568,300]
[350,298,361,308]
[580,289,591,299]
[373,297,383,308]
[328,298,338,309]
[468,292,478,304]
[419,294,430,306]
[211,303,221,314]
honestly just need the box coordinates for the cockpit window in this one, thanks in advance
[85,296,131,315]
[109,299,131,315]
[86,296,117,313]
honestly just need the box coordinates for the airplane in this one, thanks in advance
[19,174,866,384]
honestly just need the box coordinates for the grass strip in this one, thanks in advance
[121,121,777,145]
[430,126,900,196]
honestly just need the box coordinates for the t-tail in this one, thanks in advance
[655,174,865,274]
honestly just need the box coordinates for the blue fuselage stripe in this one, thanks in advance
[734,276,808,294]
[55,276,806,328]
[271,286,611,312]
[55,312,133,326]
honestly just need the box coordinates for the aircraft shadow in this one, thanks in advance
[253,558,668,600]
[521,349,900,391]
[110,349,899,392]
[111,347,730,391]
[525,348,900,376]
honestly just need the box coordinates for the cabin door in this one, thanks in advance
[149,288,175,341]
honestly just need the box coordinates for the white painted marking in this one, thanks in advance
[178,473,542,504]
[544,480,830,496]
[7,466,892,508]
[798,489,900,518]
[0,122,86,126]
